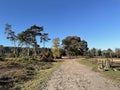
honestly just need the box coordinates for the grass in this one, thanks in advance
[21,62,61,90]
[78,58,97,68]
[101,70,120,87]
[78,58,120,87]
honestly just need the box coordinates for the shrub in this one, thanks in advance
[8,62,23,68]
[8,53,16,58]
[18,56,37,64]
[9,62,20,66]
[13,84,22,90]
[0,75,13,90]
[24,66,36,76]
[0,56,5,61]
[40,63,53,70]
[40,49,53,62]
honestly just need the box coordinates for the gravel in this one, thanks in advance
[42,59,120,90]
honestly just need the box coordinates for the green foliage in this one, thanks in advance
[5,24,17,42]
[40,33,50,48]
[101,49,114,58]
[5,24,17,54]
[16,25,51,57]
[62,36,88,56]
[88,48,114,58]
[89,48,97,57]
[115,48,120,58]
[17,25,44,56]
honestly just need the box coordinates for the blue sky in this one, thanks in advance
[0,0,120,50]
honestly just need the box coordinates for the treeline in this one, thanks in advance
[1,45,120,59]
[1,24,120,60]
[0,35,89,60]
[0,45,52,60]
[88,48,120,58]
[1,24,89,61]
[0,24,53,61]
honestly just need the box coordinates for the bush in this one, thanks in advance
[13,84,22,90]
[24,66,36,76]
[8,62,23,68]
[10,62,19,66]
[8,53,16,58]
[40,49,53,62]
[40,63,53,70]
[0,75,14,90]
[0,56,5,61]
[18,56,37,64]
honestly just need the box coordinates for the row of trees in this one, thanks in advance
[1,44,120,59]
[3,24,89,59]
[88,48,120,58]
[1,24,120,60]
[51,36,89,59]
[52,36,120,58]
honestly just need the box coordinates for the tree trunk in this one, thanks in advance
[13,41,17,57]
[33,42,38,57]
[27,46,30,56]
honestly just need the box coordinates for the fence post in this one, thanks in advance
[104,59,110,70]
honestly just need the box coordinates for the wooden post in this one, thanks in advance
[104,59,110,71]
[97,59,104,69]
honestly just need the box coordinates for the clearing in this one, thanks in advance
[42,59,120,90]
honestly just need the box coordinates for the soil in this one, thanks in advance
[42,59,120,90]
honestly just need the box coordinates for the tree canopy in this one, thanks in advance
[62,36,88,56]
[5,24,17,54]
[51,38,61,59]
[17,25,44,56]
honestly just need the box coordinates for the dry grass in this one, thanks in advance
[21,62,61,90]
[0,58,61,90]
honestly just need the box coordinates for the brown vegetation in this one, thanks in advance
[0,57,56,90]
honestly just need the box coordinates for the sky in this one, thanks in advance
[0,0,120,50]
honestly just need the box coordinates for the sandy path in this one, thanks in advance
[42,59,119,90]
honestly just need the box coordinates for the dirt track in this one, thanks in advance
[42,59,120,90]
